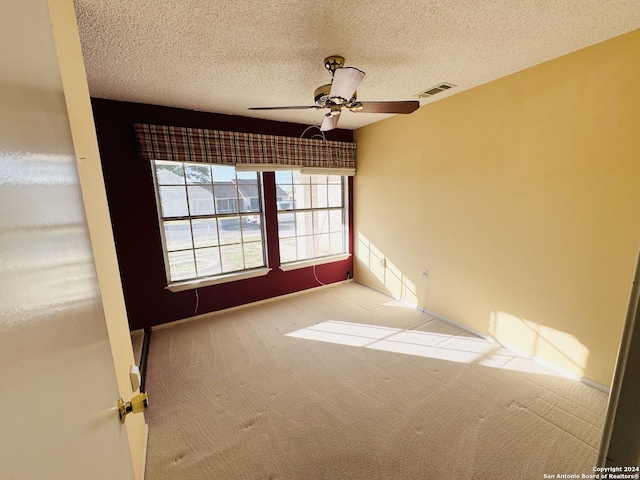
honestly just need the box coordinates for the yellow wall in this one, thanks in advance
[48,1,147,479]
[354,29,640,387]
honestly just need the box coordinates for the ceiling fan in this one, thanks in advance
[248,55,420,131]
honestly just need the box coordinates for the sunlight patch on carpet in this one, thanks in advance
[286,320,570,378]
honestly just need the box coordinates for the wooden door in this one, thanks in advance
[0,1,136,478]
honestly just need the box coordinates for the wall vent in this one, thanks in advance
[416,82,457,98]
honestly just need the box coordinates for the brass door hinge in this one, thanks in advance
[118,392,148,423]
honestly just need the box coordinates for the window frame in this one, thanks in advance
[275,171,350,270]
[151,161,271,291]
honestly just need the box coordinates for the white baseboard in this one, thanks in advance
[357,281,610,394]
[420,306,610,393]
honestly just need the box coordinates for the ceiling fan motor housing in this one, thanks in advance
[314,83,357,108]
[314,84,331,106]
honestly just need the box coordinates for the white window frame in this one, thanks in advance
[151,161,270,291]
[275,171,350,271]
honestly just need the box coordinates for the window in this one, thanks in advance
[153,161,265,283]
[275,171,347,264]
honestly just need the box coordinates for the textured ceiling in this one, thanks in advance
[73,0,640,131]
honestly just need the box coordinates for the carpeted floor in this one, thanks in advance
[139,282,607,479]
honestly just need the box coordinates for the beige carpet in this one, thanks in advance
[141,282,607,479]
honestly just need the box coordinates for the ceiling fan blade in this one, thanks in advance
[354,100,420,114]
[320,112,340,131]
[248,105,318,111]
[329,67,365,101]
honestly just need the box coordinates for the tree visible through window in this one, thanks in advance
[153,161,265,282]
[276,171,347,263]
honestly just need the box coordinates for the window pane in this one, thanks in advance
[192,218,218,248]
[155,161,184,185]
[276,184,293,204]
[242,215,262,242]
[330,232,344,254]
[185,164,211,184]
[244,241,265,269]
[213,186,238,213]
[278,212,295,238]
[211,164,235,182]
[294,184,311,209]
[312,184,328,208]
[279,238,297,263]
[315,234,330,257]
[293,171,307,184]
[244,213,261,226]
[187,185,214,215]
[329,210,343,232]
[328,185,342,207]
[276,199,293,211]
[163,220,192,251]
[236,170,258,181]
[195,247,222,277]
[313,210,329,234]
[167,250,196,281]
[295,211,312,236]
[275,170,293,184]
[158,186,188,217]
[239,184,259,213]
[327,175,341,184]
[220,244,243,272]
[218,217,241,245]
[297,235,315,261]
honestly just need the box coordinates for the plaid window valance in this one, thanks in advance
[134,124,356,173]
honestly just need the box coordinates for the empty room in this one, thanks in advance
[2,1,640,479]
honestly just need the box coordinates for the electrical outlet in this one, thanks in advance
[380,257,387,268]
[422,267,429,278]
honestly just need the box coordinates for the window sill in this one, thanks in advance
[166,267,272,292]
[279,253,351,272]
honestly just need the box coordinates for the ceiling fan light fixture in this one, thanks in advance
[328,104,341,117]
[329,67,365,102]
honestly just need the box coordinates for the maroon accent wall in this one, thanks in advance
[91,99,354,331]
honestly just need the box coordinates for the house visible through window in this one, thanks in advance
[153,160,265,283]
[276,171,347,263]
